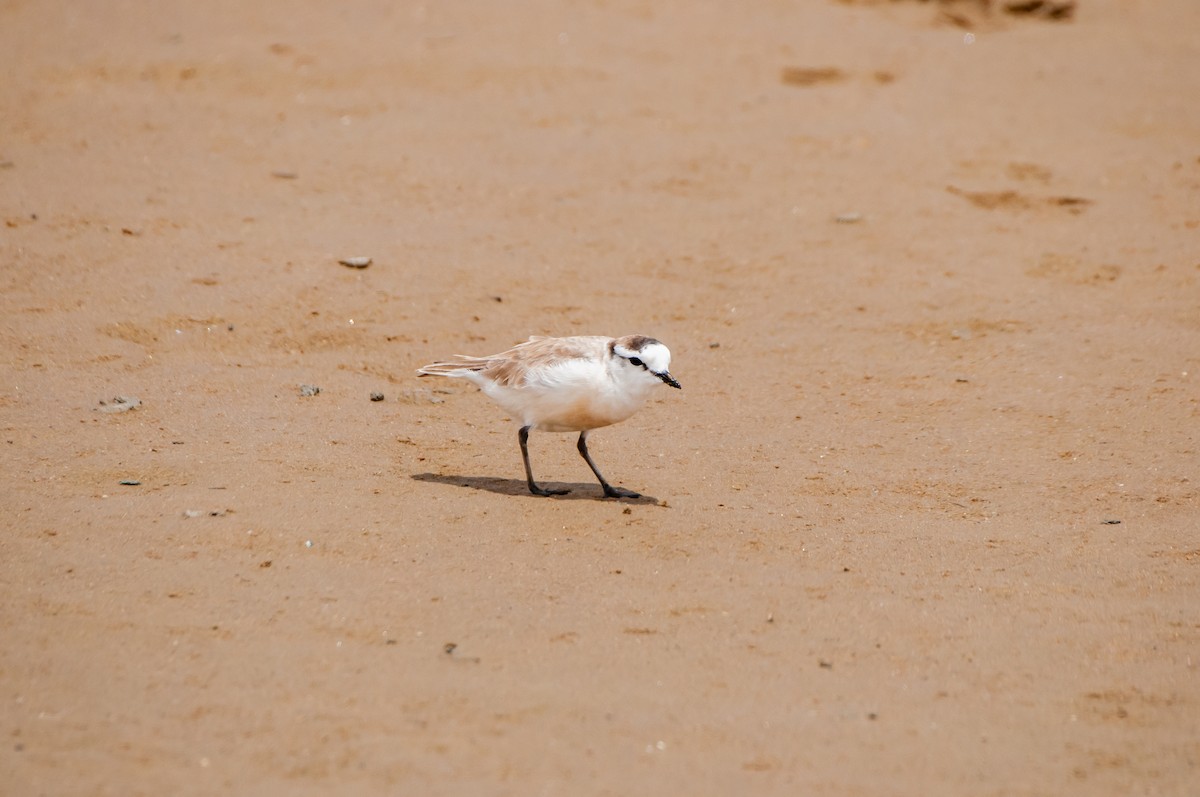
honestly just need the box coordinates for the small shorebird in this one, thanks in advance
[418,335,681,498]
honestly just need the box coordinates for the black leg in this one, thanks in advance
[519,426,569,496]
[577,431,640,499]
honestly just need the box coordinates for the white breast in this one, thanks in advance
[482,357,654,432]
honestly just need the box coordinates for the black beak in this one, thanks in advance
[658,371,682,389]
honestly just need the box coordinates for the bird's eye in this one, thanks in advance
[628,357,643,367]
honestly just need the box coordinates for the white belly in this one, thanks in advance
[481,368,653,432]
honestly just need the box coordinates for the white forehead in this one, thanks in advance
[619,338,676,372]
[635,341,671,373]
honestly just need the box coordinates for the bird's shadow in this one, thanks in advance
[411,472,660,504]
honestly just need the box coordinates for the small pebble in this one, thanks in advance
[339,257,371,269]
[305,540,313,548]
[299,384,320,397]
[835,212,863,224]
[370,392,385,402]
[393,388,444,405]
[119,479,141,486]
[183,508,227,518]
[270,170,298,179]
[95,396,141,413]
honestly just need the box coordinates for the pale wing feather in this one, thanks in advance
[476,336,610,388]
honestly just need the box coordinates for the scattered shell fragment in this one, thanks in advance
[119,479,141,486]
[96,396,141,413]
[443,642,481,663]
[835,212,864,224]
[270,170,298,179]
[299,384,321,397]
[393,388,444,404]
[339,257,372,269]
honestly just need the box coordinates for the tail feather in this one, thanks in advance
[417,355,494,378]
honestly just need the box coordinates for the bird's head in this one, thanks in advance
[612,335,681,389]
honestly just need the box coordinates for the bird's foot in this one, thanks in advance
[529,484,570,497]
[602,485,641,499]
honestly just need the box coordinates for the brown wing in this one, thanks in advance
[418,336,610,385]
[481,336,609,387]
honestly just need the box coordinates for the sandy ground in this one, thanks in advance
[2,1,1198,794]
